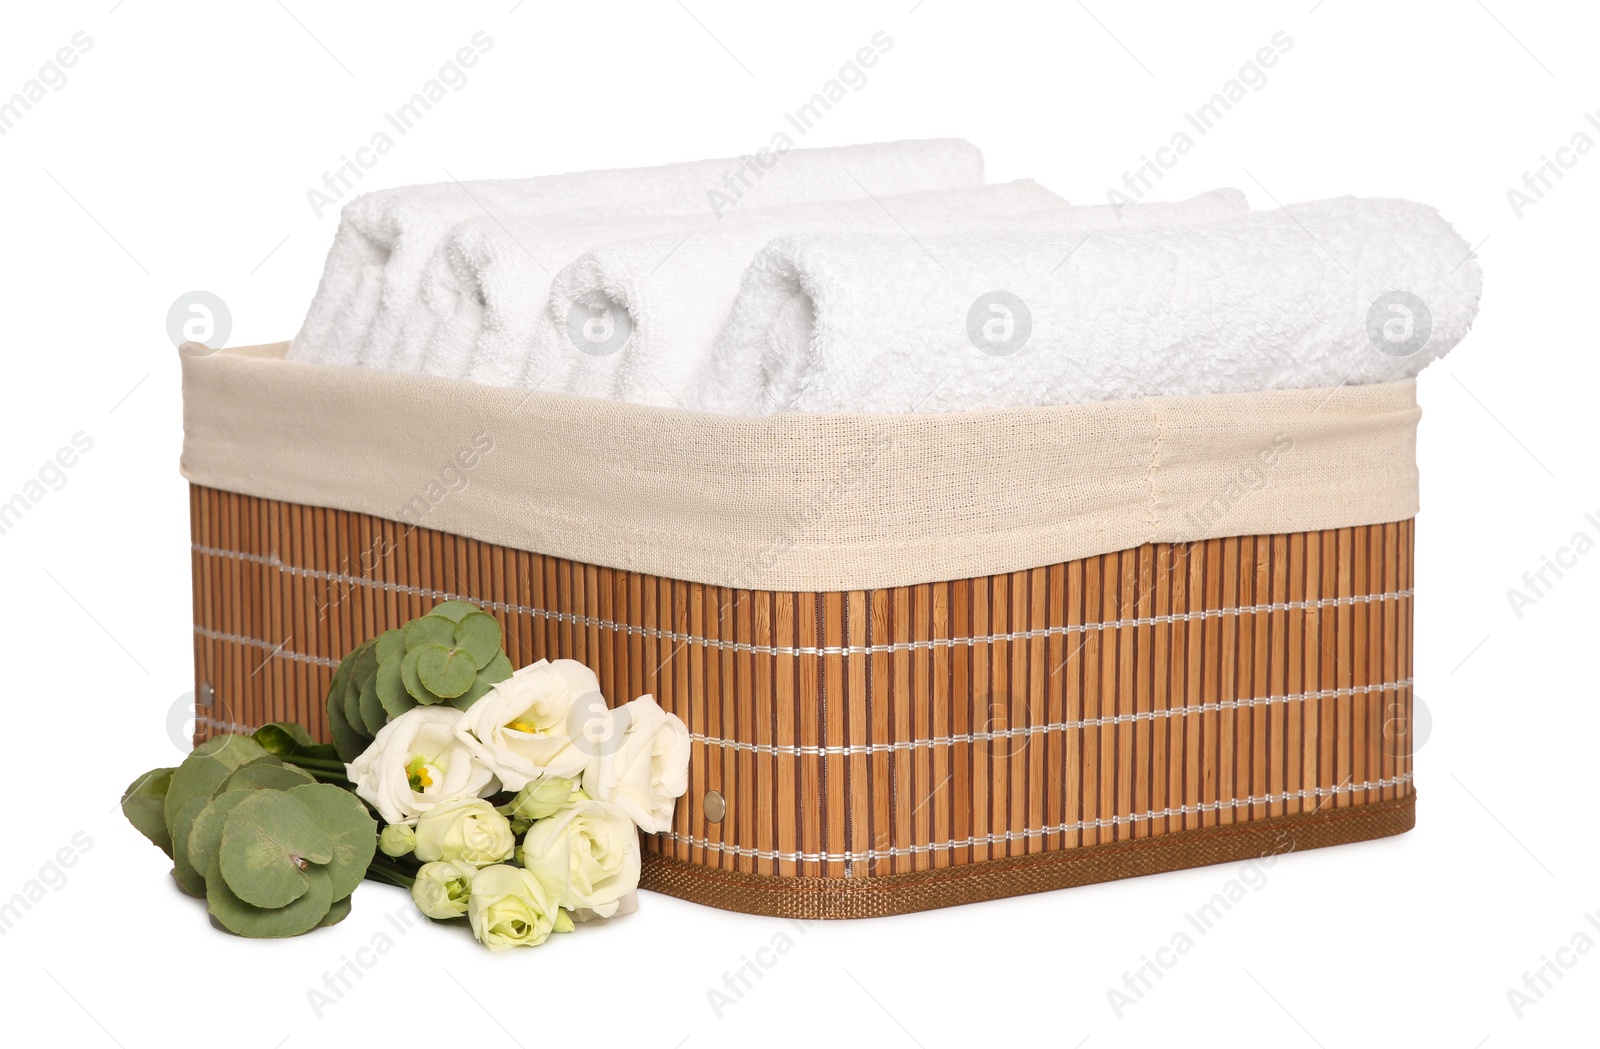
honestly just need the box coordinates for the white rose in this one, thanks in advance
[454,659,598,790]
[346,705,496,826]
[580,695,690,834]
[521,799,641,919]
[572,891,638,924]
[413,797,517,866]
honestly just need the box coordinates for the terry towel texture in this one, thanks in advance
[546,179,1092,405]
[289,138,985,369]
[397,180,1061,390]
[181,343,1421,592]
[695,195,1482,415]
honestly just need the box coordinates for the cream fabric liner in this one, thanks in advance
[179,343,1419,592]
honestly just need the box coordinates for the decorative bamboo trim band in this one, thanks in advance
[190,485,1417,913]
[654,773,1413,863]
[638,793,1418,919]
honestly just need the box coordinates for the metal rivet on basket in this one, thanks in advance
[704,790,726,823]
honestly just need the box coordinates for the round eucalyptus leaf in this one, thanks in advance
[424,600,479,624]
[219,763,316,794]
[350,641,381,712]
[287,783,378,902]
[207,859,333,938]
[358,671,388,737]
[449,650,513,711]
[164,736,271,838]
[218,790,330,908]
[185,789,254,878]
[373,627,405,663]
[403,614,457,650]
[375,651,415,719]
[342,640,377,731]
[326,687,370,764]
[170,794,214,898]
[400,646,451,706]
[251,722,315,757]
[121,767,176,858]
[319,895,353,928]
[415,643,477,699]
[452,611,503,670]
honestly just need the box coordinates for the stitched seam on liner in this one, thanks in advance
[651,774,1415,863]
[190,544,1412,658]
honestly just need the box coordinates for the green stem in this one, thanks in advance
[366,855,417,889]
[284,756,349,772]
[282,755,352,785]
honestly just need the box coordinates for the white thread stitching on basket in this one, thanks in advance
[192,624,341,667]
[651,773,1416,863]
[190,543,1413,659]
[688,678,1412,757]
[186,675,1413,759]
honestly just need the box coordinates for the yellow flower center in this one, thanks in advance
[506,719,545,735]
[406,755,435,793]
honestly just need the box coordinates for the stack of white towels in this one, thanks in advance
[289,138,1482,415]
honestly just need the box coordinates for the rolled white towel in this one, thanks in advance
[288,138,985,369]
[400,208,715,387]
[683,188,1250,412]
[546,179,1080,406]
[694,196,1482,415]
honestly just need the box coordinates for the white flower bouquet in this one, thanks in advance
[122,601,690,951]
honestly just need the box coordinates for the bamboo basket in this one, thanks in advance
[190,486,1416,918]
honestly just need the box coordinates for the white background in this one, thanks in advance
[2,1,1595,1045]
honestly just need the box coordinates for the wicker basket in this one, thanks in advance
[190,485,1415,918]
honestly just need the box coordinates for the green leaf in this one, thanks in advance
[170,794,214,898]
[121,767,176,858]
[206,859,333,938]
[319,895,353,928]
[218,790,330,908]
[339,636,372,732]
[326,688,370,764]
[358,671,389,737]
[375,651,415,719]
[185,789,254,879]
[449,650,513,711]
[400,646,451,706]
[424,600,480,624]
[415,643,477,699]
[252,722,316,757]
[219,763,316,794]
[452,611,503,670]
[402,614,456,650]
[342,639,376,731]
[373,627,405,663]
[327,647,354,729]
[287,783,377,902]
[164,736,271,838]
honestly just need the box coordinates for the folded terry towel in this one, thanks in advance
[546,179,1109,406]
[288,138,986,370]
[690,196,1481,415]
